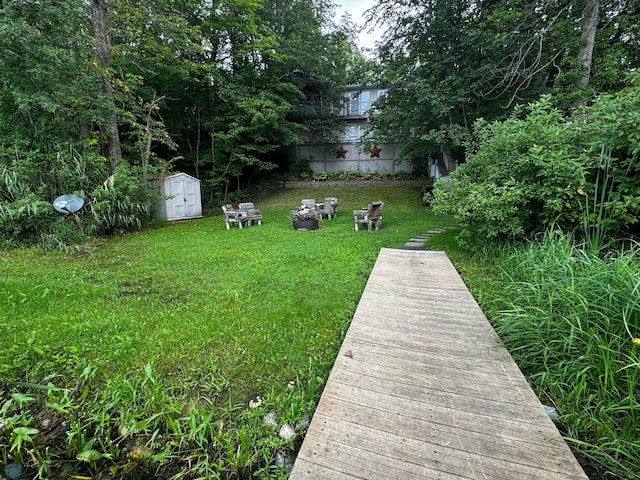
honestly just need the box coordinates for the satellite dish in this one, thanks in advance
[53,194,84,214]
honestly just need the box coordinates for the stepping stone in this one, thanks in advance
[403,241,426,249]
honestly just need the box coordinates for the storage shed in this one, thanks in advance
[157,173,203,221]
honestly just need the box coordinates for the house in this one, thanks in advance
[295,85,412,174]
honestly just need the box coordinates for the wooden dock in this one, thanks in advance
[289,248,589,480]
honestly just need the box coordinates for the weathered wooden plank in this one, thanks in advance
[329,369,539,423]
[302,414,587,480]
[334,340,523,389]
[347,325,509,362]
[318,381,558,445]
[349,321,500,351]
[343,337,521,377]
[351,306,497,337]
[296,438,476,480]
[292,458,369,480]
[329,355,528,404]
[289,249,589,480]
[314,396,579,472]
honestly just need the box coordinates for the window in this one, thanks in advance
[345,125,358,141]
[349,93,360,116]
[359,91,371,114]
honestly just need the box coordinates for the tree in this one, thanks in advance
[0,0,170,246]
[92,0,122,166]
[259,0,356,143]
[0,0,361,245]
[367,0,640,164]
[576,0,600,94]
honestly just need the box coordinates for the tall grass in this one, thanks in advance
[488,231,640,478]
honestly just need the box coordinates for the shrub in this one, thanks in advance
[337,170,353,180]
[312,170,328,181]
[0,148,158,249]
[86,164,156,236]
[0,194,57,245]
[429,84,640,239]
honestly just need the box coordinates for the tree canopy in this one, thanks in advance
[2,0,639,247]
[0,0,361,247]
[367,0,640,165]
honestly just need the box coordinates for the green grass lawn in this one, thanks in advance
[0,186,456,478]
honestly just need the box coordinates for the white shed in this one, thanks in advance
[157,173,203,221]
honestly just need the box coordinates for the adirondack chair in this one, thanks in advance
[353,201,384,231]
[300,198,317,211]
[221,204,248,229]
[317,197,338,220]
[238,202,263,226]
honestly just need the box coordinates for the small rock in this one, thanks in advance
[295,414,311,432]
[278,423,296,441]
[263,411,278,429]
[287,380,296,389]
[248,395,263,409]
[41,418,51,428]
[275,452,287,468]
[275,451,295,472]
[129,445,154,461]
[543,405,559,425]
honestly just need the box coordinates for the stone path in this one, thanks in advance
[399,225,465,250]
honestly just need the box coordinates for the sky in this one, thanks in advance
[334,0,381,53]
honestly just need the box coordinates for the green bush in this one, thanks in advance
[86,164,156,236]
[0,194,57,245]
[0,149,158,249]
[430,83,640,239]
[312,170,328,181]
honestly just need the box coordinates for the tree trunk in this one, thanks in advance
[92,0,122,169]
[574,0,599,106]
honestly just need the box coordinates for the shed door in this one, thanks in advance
[169,178,200,219]
[169,178,187,219]
[183,180,200,217]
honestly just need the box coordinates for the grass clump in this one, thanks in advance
[0,186,454,478]
[486,231,640,479]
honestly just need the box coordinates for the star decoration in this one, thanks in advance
[370,145,382,158]
[336,145,348,159]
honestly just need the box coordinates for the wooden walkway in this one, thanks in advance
[289,248,589,480]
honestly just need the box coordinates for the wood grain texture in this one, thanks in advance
[289,249,589,480]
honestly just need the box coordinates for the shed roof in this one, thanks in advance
[163,172,200,182]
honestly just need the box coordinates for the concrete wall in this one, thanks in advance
[296,143,412,174]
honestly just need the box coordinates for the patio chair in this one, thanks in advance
[301,199,317,211]
[222,204,248,229]
[317,197,338,220]
[238,202,263,226]
[353,200,384,231]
